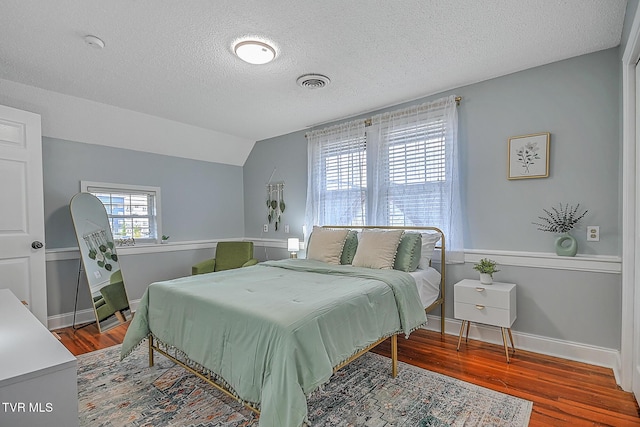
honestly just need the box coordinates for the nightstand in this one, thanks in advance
[454,279,517,362]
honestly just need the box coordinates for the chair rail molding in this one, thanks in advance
[46,239,621,274]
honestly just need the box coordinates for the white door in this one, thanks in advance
[0,105,47,325]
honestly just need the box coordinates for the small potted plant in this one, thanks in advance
[161,235,170,244]
[473,258,499,285]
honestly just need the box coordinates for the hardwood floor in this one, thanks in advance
[56,323,640,426]
[54,321,128,356]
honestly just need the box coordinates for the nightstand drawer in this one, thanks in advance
[454,301,515,327]
[455,285,512,309]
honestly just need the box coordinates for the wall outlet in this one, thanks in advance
[587,225,600,241]
[284,224,290,233]
[263,224,268,233]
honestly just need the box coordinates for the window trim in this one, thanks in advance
[80,181,163,244]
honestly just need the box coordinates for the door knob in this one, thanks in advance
[31,241,44,249]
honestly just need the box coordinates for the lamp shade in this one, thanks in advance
[287,238,300,252]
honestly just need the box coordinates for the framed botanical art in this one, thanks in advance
[507,132,550,180]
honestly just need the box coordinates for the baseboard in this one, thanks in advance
[423,314,620,375]
[47,299,141,330]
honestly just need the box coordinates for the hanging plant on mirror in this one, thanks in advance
[266,182,285,231]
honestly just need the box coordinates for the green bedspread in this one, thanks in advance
[121,259,427,427]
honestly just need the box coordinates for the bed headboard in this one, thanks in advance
[321,225,446,334]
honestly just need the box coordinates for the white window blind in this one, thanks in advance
[381,120,447,226]
[305,121,367,231]
[81,181,161,243]
[321,134,367,225]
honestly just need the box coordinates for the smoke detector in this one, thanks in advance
[297,74,331,89]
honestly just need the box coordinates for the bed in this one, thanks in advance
[120,225,445,427]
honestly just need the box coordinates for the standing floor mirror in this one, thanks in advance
[70,192,131,332]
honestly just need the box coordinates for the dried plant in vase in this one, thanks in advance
[532,203,588,257]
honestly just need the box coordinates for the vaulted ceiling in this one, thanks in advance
[0,1,628,143]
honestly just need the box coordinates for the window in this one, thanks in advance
[320,133,367,225]
[376,120,447,226]
[81,181,162,244]
[306,95,463,258]
[305,121,367,228]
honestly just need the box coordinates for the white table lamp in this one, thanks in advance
[287,238,300,259]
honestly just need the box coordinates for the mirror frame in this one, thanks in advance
[70,192,131,332]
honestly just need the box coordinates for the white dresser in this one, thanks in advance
[0,289,78,427]
[454,279,517,362]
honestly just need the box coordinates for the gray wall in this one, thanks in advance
[244,48,620,255]
[621,0,639,58]
[243,131,308,242]
[442,263,621,350]
[242,48,623,350]
[43,137,245,248]
[43,137,245,316]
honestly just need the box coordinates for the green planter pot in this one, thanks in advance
[555,233,577,257]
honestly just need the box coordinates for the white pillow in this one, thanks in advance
[306,226,349,264]
[352,229,404,269]
[418,232,441,269]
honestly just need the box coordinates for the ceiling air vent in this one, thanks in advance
[297,74,330,89]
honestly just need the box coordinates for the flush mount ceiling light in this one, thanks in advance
[83,35,105,49]
[296,74,331,89]
[234,40,275,65]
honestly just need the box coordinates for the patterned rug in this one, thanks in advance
[77,344,532,426]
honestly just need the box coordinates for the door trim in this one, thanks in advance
[621,5,640,394]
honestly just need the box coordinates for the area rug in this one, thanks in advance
[77,344,532,426]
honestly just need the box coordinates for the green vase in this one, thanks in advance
[555,233,577,257]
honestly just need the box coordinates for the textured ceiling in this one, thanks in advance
[0,1,628,142]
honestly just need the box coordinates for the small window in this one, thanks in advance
[81,181,162,244]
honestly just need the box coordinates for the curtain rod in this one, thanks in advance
[363,96,462,127]
[305,96,462,136]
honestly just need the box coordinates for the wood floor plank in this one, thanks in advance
[55,323,640,425]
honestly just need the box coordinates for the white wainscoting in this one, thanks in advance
[46,238,621,273]
[464,249,621,274]
[46,238,622,379]
[424,314,621,385]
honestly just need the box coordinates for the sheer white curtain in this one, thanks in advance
[369,95,464,262]
[304,120,366,241]
[304,95,463,262]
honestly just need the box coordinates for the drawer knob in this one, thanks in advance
[475,287,485,292]
[475,305,485,310]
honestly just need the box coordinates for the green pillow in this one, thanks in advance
[340,230,359,264]
[393,232,422,272]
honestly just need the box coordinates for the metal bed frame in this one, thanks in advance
[147,225,445,416]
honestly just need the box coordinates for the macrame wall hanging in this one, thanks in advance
[266,168,285,231]
[83,229,118,271]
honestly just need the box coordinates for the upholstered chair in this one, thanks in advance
[192,241,258,275]
[93,270,130,323]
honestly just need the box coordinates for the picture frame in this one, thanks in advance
[507,132,550,180]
